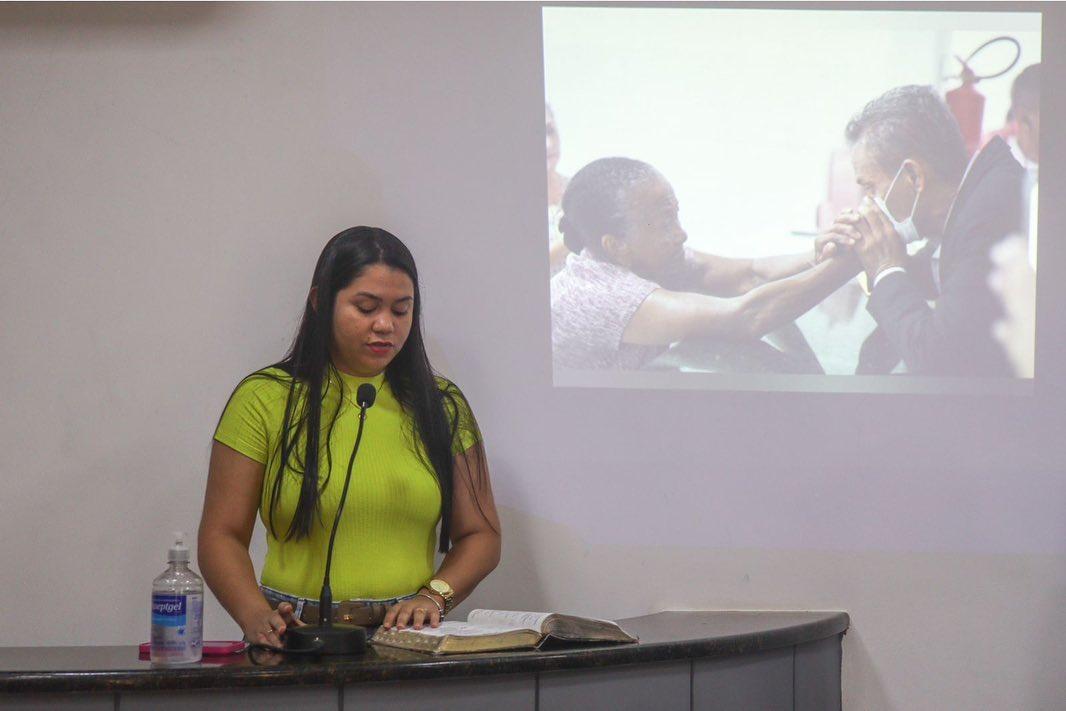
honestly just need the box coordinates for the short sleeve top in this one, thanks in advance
[214,368,480,600]
[550,251,666,370]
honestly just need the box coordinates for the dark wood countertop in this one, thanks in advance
[0,610,849,694]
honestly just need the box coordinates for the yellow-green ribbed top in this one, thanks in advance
[214,367,477,600]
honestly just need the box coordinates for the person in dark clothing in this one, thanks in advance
[831,86,1024,376]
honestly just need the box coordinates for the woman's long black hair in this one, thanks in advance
[237,226,487,553]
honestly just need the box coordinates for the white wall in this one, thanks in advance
[1,4,1064,710]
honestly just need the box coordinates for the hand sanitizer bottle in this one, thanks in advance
[150,532,204,664]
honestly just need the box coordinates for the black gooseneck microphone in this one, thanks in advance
[285,382,377,655]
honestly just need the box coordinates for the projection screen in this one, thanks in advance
[544,7,1040,395]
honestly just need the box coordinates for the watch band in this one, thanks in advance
[427,578,455,614]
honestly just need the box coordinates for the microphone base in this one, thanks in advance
[285,624,367,655]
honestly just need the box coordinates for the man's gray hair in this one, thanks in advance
[845,85,968,182]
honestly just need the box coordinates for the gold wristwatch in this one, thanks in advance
[427,578,455,614]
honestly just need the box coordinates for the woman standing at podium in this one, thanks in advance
[199,226,501,647]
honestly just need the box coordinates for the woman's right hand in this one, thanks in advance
[241,601,304,647]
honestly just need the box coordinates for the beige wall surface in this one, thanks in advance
[1,4,1064,710]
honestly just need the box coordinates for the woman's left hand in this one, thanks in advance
[382,595,442,630]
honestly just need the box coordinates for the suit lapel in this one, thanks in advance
[939,138,1010,278]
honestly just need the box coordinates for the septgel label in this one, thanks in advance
[152,594,187,627]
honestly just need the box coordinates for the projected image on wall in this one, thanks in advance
[544,8,1040,393]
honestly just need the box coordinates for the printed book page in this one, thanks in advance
[467,609,554,631]
[393,620,537,638]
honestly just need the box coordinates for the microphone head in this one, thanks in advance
[356,383,377,409]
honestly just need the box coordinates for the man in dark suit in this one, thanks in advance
[836,85,1024,377]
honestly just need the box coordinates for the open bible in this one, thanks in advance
[369,609,638,655]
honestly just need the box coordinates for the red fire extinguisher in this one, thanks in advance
[944,36,1020,158]
[946,65,985,158]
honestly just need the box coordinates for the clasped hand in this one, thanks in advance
[815,197,907,282]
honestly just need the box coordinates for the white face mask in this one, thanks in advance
[873,163,923,244]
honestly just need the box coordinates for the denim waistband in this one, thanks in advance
[259,584,417,617]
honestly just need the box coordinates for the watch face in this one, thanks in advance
[430,579,453,596]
